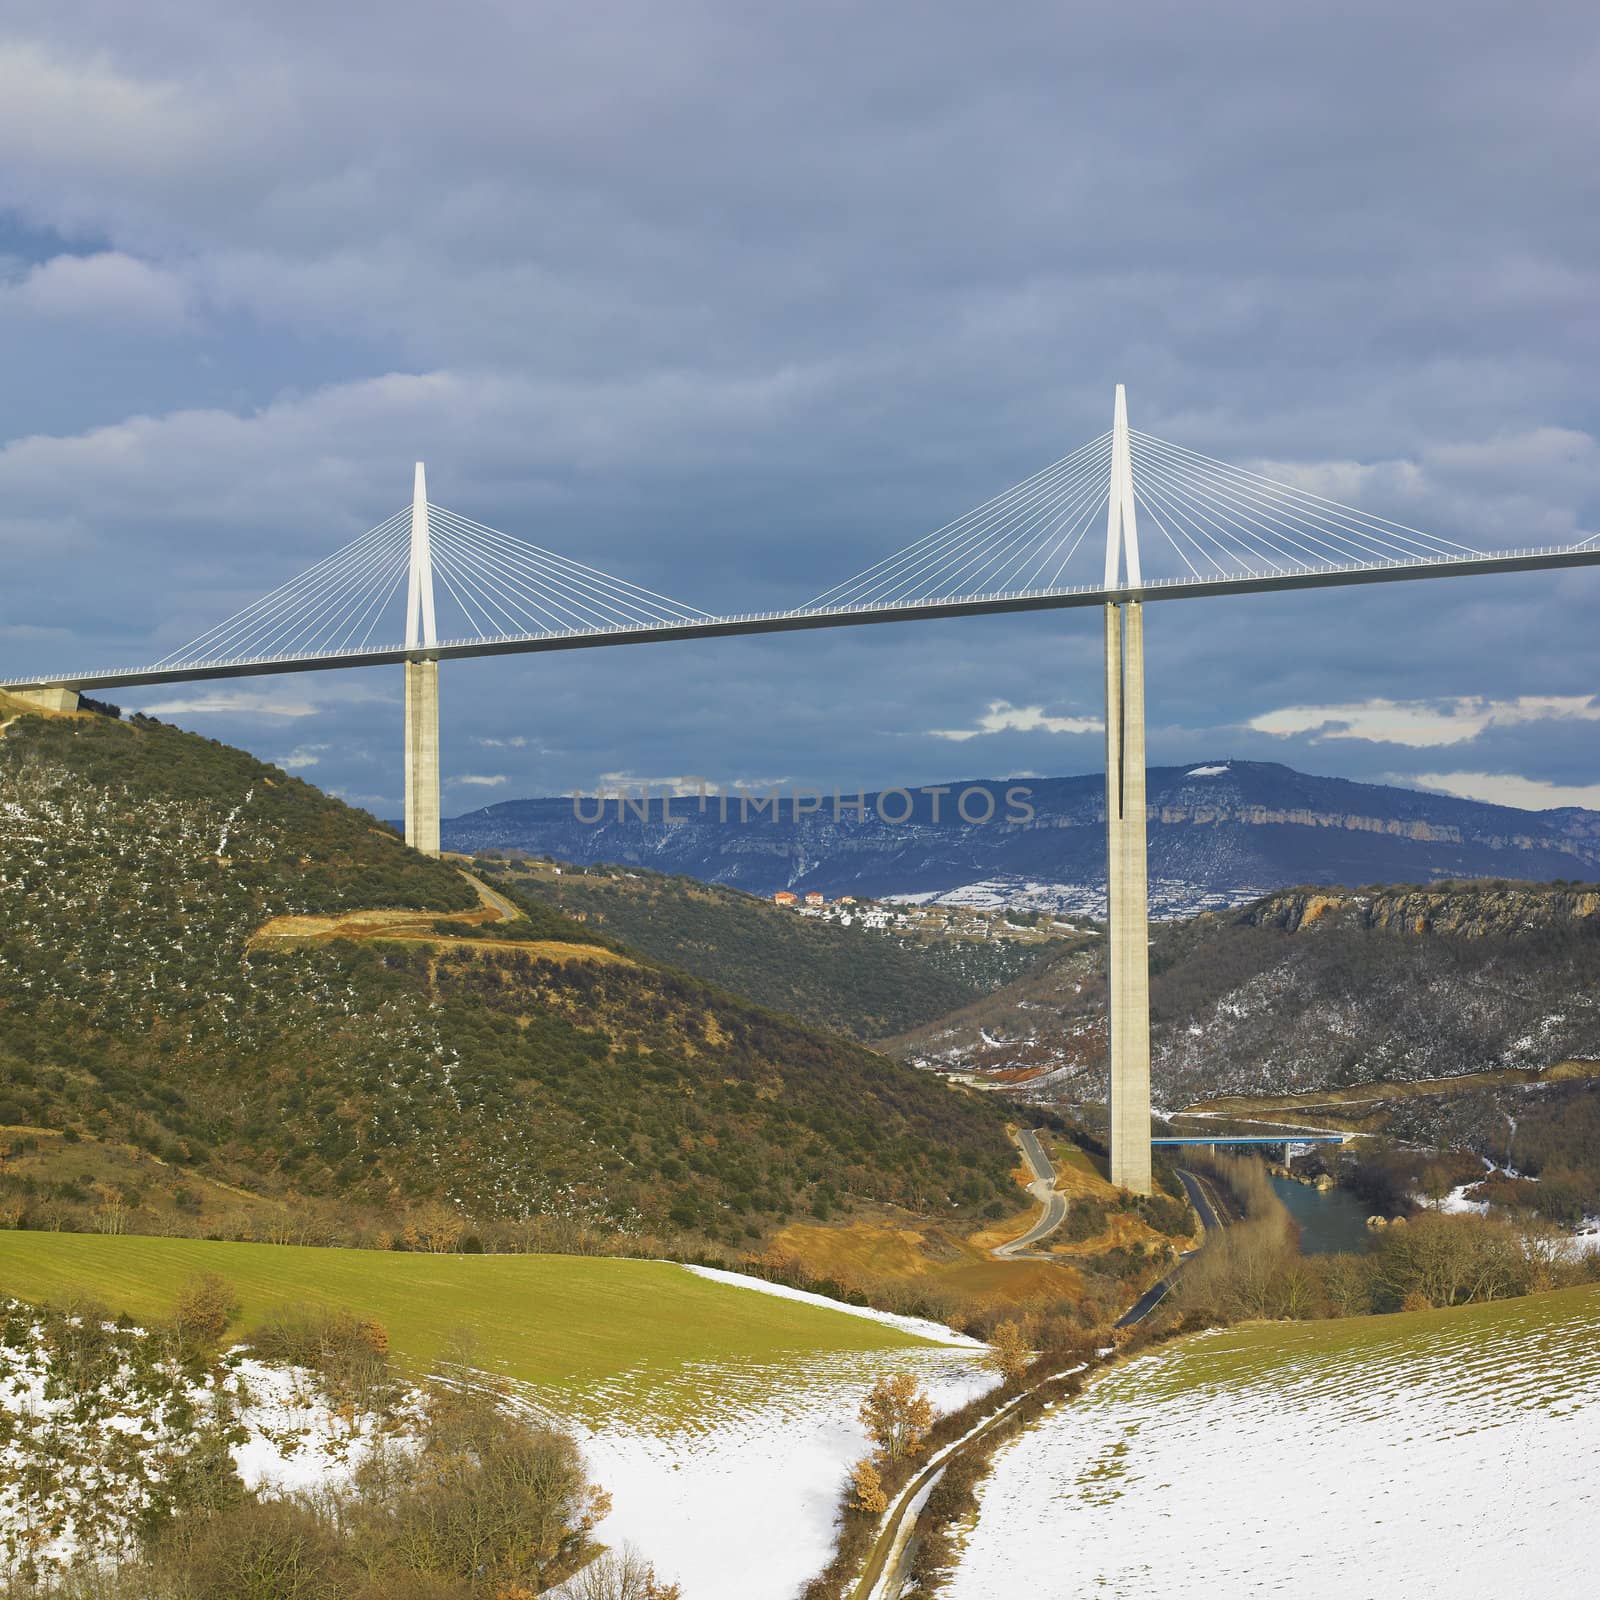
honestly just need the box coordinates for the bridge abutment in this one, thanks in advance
[9,686,80,713]
[404,658,440,856]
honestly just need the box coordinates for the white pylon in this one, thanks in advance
[1103,383,1142,589]
[403,461,441,857]
[405,462,437,650]
[1103,383,1152,1194]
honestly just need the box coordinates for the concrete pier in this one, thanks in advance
[403,658,440,856]
[1104,599,1152,1194]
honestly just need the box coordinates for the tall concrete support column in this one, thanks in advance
[403,462,442,857]
[1102,383,1152,1195]
[1105,601,1152,1193]
[404,658,440,856]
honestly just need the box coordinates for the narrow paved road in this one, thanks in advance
[1175,1168,1223,1234]
[1113,1169,1223,1328]
[992,1128,1069,1258]
[863,1167,1227,1596]
[458,869,524,923]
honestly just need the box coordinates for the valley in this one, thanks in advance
[887,878,1600,1215]
[4,15,1595,1598]
[4,695,1600,1599]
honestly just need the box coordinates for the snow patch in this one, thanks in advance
[680,1263,986,1347]
[227,1358,417,1494]
[569,1349,997,1600]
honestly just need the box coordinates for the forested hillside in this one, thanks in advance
[480,857,1057,1040]
[0,705,1017,1246]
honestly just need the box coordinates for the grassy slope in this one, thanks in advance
[483,860,1055,1042]
[0,707,1017,1240]
[947,1281,1600,1598]
[0,1232,932,1395]
[1119,1278,1600,1400]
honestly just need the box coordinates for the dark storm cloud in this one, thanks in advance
[0,0,1597,815]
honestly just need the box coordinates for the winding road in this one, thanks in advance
[992,1128,1070,1258]
[860,1164,1228,1597]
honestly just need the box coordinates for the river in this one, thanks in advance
[1267,1173,1372,1254]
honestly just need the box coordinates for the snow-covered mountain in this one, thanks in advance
[442,761,1600,917]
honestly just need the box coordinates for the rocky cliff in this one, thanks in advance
[1244,885,1600,938]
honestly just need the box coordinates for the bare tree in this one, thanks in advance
[985,1320,1033,1383]
[549,1544,682,1599]
[859,1373,935,1463]
[172,1272,238,1351]
[406,1200,466,1252]
[1316,1253,1372,1317]
[849,1456,888,1515]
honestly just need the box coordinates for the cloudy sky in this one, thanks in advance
[3,0,1598,817]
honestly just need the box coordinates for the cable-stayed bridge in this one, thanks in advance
[8,403,1597,692]
[6,386,1597,1193]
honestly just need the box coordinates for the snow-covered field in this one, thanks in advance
[945,1284,1600,1599]
[569,1347,995,1600]
[495,1269,998,1599]
[528,1264,994,1599]
[681,1263,986,1347]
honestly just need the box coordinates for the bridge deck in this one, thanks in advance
[6,542,1598,695]
[1151,1135,1349,1146]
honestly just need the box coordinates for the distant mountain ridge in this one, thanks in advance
[442,761,1600,917]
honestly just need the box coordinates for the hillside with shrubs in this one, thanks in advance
[0,705,1018,1247]
[481,856,1061,1041]
[0,1286,626,1597]
[890,879,1600,1225]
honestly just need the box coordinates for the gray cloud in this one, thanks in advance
[1,0,1596,815]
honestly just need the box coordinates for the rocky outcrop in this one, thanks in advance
[1243,885,1600,939]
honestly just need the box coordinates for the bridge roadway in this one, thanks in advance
[7,541,1599,695]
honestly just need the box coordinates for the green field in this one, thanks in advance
[0,1233,936,1397]
[1110,1278,1600,1404]
[944,1282,1600,1596]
